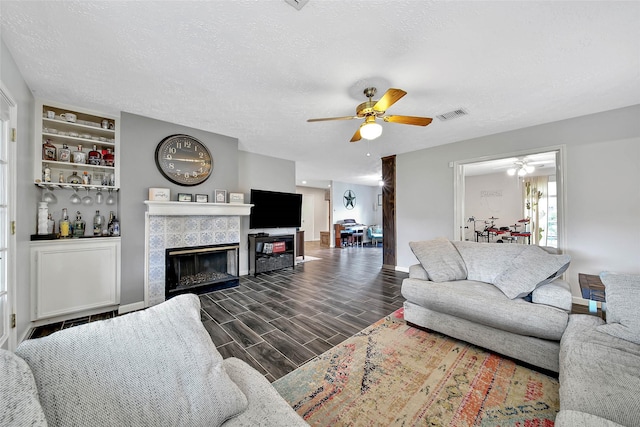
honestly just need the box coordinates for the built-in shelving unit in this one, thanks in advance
[35,100,120,190]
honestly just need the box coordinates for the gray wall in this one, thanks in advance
[1,39,36,342]
[238,150,297,274]
[120,112,239,305]
[397,104,640,298]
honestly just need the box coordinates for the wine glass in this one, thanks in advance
[42,186,57,204]
[82,188,93,206]
[69,188,81,205]
[95,188,103,204]
[106,188,116,205]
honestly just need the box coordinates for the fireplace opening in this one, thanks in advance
[165,244,240,298]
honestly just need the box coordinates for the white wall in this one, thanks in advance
[296,186,329,241]
[464,172,527,241]
[330,181,380,243]
[397,104,640,298]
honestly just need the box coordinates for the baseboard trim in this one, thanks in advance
[118,301,146,315]
[395,266,409,273]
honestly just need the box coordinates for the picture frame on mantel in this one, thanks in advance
[214,189,227,203]
[195,194,208,203]
[177,193,193,202]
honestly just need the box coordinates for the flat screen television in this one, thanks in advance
[249,189,302,229]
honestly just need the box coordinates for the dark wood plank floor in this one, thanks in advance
[200,241,407,381]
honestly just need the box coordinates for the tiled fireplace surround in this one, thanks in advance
[144,201,252,307]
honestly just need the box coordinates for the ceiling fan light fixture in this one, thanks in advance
[525,165,535,174]
[507,168,517,176]
[517,168,527,177]
[360,121,382,140]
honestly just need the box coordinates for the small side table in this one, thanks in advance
[579,273,606,315]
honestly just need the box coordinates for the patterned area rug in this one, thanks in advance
[273,309,559,426]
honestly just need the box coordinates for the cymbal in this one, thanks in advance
[489,216,499,220]
[518,218,530,223]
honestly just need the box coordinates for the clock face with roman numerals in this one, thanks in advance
[155,134,213,186]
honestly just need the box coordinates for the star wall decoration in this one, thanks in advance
[343,190,356,209]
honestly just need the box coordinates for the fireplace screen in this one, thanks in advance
[165,244,239,298]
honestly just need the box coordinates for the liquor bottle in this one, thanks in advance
[47,213,55,234]
[93,210,104,236]
[73,211,86,238]
[42,139,57,161]
[107,211,114,235]
[66,171,81,184]
[37,202,49,235]
[58,171,65,183]
[58,144,71,162]
[103,148,115,167]
[42,164,51,183]
[59,208,70,238]
[72,145,86,164]
[82,171,91,185]
[111,215,120,236]
[88,145,102,166]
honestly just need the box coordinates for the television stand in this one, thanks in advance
[248,234,295,276]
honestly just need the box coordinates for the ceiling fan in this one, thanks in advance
[307,87,433,142]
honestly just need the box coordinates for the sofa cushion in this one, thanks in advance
[493,245,570,299]
[401,278,568,340]
[0,349,47,427]
[597,272,640,345]
[560,314,640,427]
[409,238,467,282]
[451,241,524,284]
[16,294,248,427]
[532,279,572,311]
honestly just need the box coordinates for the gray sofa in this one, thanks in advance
[0,294,307,427]
[556,272,640,427]
[402,239,640,426]
[402,239,572,372]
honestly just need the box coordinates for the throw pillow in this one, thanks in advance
[597,272,640,345]
[493,246,571,299]
[409,238,467,282]
[16,294,248,427]
[0,350,47,427]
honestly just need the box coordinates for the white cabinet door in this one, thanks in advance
[31,239,120,320]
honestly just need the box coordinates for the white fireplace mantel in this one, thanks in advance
[144,201,253,216]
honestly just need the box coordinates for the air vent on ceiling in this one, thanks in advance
[285,0,309,10]
[436,108,469,121]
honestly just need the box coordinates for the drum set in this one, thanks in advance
[468,216,531,244]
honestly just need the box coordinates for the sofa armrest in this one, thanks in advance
[409,264,430,280]
[532,279,572,311]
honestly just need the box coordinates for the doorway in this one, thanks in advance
[454,146,566,249]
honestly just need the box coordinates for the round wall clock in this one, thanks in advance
[343,190,356,209]
[155,134,213,186]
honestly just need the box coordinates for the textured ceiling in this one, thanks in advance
[1,1,639,187]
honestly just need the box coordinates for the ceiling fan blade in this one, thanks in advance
[307,116,358,122]
[373,88,407,112]
[350,128,362,142]
[383,115,433,126]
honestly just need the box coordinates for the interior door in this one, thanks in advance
[302,194,314,241]
[0,85,16,350]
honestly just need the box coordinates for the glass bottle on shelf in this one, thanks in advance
[42,163,51,183]
[58,144,71,162]
[111,214,120,236]
[93,210,104,236]
[82,171,91,185]
[47,213,55,234]
[59,208,70,238]
[107,211,114,235]
[88,145,102,165]
[72,145,86,164]
[67,171,81,184]
[103,148,115,167]
[73,211,86,238]
[58,171,65,183]
[42,139,57,161]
